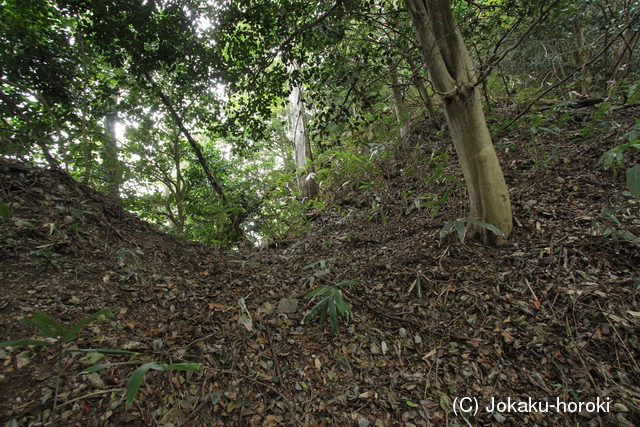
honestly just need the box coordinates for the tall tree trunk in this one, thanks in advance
[103,112,120,198]
[570,22,592,96]
[78,32,91,184]
[405,0,513,245]
[172,134,185,234]
[289,83,319,199]
[390,61,411,144]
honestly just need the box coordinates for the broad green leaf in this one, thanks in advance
[80,361,146,373]
[20,318,59,339]
[302,299,327,324]
[166,363,204,371]
[0,200,8,219]
[626,165,640,198]
[439,221,456,240]
[454,221,466,242]
[69,348,138,355]
[0,339,52,348]
[462,218,505,237]
[333,291,350,319]
[64,309,114,342]
[32,312,67,336]
[335,280,357,288]
[126,362,161,409]
[328,300,338,335]
[420,200,443,207]
[304,285,331,298]
[148,362,169,372]
[319,302,329,323]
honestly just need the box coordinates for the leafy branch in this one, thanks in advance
[302,280,356,335]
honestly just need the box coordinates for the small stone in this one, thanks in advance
[358,418,370,427]
[414,335,422,344]
[398,328,407,338]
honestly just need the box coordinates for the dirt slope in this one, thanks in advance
[1,107,639,426]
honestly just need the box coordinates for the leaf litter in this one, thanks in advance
[0,107,639,426]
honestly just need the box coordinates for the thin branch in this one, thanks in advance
[0,89,60,169]
[247,0,350,81]
[506,10,640,128]
[475,0,562,86]
[0,78,66,163]
[144,71,244,238]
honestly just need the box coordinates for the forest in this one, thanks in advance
[1,0,639,426]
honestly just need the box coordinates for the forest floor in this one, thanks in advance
[1,105,639,427]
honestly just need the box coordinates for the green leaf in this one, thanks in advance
[20,317,60,340]
[69,348,138,355]
[462,218,505,237]
[304,285,331,298]
[405,400,418,408]
[626,165,640,198]
[208,392,220,405]
[32,312,67,336]
[166,363,204,371]
[63,309,114,343]
[319,303,329,323]
[126,362,161,409]
[454,221,466,242]
[302,299,328,324]
[80,361,146,373]
[0,200,9,219]
[333,291,349,317]
[0,339,52,348]
[439,221,456,241]
[328,300,339,335]
[335,280,357,288]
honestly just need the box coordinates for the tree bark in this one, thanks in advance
[404,0,513,245]
[389,61,411,143]
[103,112,120,198]
[289,82,319,199]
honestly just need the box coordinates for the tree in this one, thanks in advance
[289,76,319,199]
[404,0,513,245]
[102,112,120,198]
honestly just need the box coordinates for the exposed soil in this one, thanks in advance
[1,106,639,426]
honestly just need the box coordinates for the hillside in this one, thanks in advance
[1,106,639,426]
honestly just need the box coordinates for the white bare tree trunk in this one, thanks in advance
[289,83,318,199]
